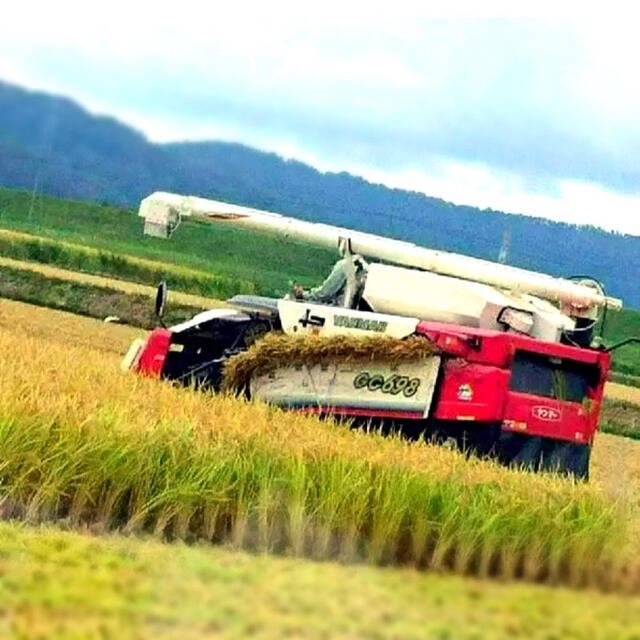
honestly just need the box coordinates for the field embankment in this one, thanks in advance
[0,228,256,299]
[2,521,640,640]
[600,399,640,441]
[0,254,225,309]
[601,383,640,441]
[0,260,213,328]
[0,300,636,590]
[610,371,640,388]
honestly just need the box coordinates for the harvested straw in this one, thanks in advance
[222,332,439,392]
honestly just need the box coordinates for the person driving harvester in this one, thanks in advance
[292,254,368,307]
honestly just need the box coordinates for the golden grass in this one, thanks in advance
[606,382,640,405]
[0,299,636,589]
[0,325,538,487]
[591,433,640,548]
[222,332,439,391]
[0,255,225,309]
[7,296,637,513]
[0,297,142,356]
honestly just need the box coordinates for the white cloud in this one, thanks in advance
[1,8,640,235]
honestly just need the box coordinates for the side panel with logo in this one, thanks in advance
[501,391,593,444]
[250,357,441,417]
[277,300,418,339]
[433,359,510,423]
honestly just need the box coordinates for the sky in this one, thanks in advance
[1,3,639,235]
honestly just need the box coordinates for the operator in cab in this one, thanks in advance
[291,255,368,307]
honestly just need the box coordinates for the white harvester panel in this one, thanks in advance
[170,309,239,333]
[362,263,575,341]
[363,263,496,327]
[277,299,419,339]
[250,357,441,416]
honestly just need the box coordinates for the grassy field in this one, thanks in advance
[600,307,640,377]
[2,521,640,640]
[0,227,256,299]
[0,187,336,296]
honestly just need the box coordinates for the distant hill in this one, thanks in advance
[0,80,638,307]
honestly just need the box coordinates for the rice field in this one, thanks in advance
[0,297,142,355]
[0,299,637,590]
[0,227,256,300]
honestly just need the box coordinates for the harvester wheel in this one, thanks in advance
[496,432,590,480]
[539,440,590,481]
[497,432,543,473]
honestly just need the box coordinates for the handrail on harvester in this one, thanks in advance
[138,191,623,312]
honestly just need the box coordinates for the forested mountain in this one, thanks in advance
[1,80,638,306]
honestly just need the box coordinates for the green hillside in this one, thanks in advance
[602,308,640,377]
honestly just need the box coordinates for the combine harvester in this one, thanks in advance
[124,191,629,479]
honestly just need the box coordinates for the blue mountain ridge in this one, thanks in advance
[0,80,637,307]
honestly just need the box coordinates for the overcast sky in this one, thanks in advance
[1,3,639,235]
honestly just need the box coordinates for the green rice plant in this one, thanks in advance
[600,399,640,441]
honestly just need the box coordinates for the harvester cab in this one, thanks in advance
[124,191,626,479]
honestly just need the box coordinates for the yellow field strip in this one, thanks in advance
[0,298,142,356]
[0,255,226,309]
[606,382,640,405]
[3,521,640,640]
[0,227,222,282]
